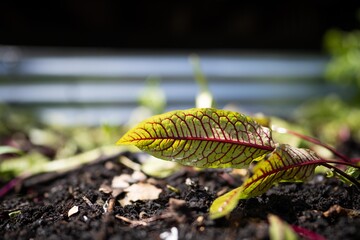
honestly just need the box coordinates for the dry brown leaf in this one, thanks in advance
[168,198,186,211]
[111,188,123,198]
[111,174,131,189]
[120,183,162,206]
[131,171,147,182]
[323,204,360,218]
[99,183,113,194]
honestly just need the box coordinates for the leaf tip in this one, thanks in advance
[115,139,124,145]
[116,135,132,145]
[209,187,243,219]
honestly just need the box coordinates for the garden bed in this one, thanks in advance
[1,150,359,240]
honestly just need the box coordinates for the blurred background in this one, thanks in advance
[1,1,360,123]
[1,1,360,170]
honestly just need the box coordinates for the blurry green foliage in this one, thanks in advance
[0,105,125,181]
[297,95,360,145]
[324,28,360,99]
[297,26,360,148]
[138,77,166,115]
[0,104,38,136]
[189,54,215,108]
[268,214,298,240]
[141,155,182,179]
[0,151,49,179]
[0,146,22,156]
[126,77,167,127]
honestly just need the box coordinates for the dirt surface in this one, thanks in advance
[1,151,360,240]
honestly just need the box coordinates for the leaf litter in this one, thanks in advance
[119,183,162,207]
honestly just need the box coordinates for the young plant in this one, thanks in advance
[117,108,360,219]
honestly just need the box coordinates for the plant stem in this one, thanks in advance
[323,159,360,168]
[0,177,21,198]
[320,162,360,190]
[274,127,351,163]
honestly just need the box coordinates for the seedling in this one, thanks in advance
[117,108,360,219]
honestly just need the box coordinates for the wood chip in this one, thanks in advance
[106,198,116,213]
[68,206,79,217]
[82,196,95,209]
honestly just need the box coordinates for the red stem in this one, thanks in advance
[0,177,21,198]
[276,128,351,163]
[291,225,326,240]
[322,159,359,168]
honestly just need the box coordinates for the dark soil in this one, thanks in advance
[1,151,360,240]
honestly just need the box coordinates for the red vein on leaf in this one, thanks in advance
[131,136,275,152]
[244,159,326,189]
[244,158,360,192]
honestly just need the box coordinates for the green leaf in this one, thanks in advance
[345,166,360,178]
[333,166,360,186]
[268,214,299,240]
[9,210,22,218]
[141,155,182,179]
[117,108,275,168]
[209,144,320,219]
[239,144,319,199]
[209,186,244,219]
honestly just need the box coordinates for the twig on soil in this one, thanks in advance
[115,197,188,227]
[82,196,96,209]
[106,198,116,213]
[115,212,174,227]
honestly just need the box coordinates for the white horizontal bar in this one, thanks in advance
[1,54,327,78]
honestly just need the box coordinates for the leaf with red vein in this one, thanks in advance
[209,185,244,219]
[117,108,275,168]
[240,144,319,199]
[210,144,320,219]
